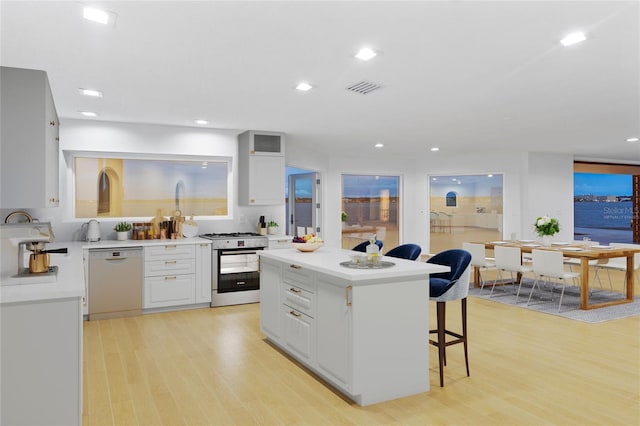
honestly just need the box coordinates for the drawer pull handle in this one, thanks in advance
[165,245,177,249]
[236,281,246,286]
[165,276,177,280]
[289,287,301,293]
[346,285,352,307]
[165,260,177,264]
[289,264,301,269]
[290,310,301,317]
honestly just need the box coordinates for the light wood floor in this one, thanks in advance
[83,271,640,426]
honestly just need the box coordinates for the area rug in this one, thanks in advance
[468,279,640,323]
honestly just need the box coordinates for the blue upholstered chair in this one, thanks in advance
[385,243,422,261]
[352,240,383,253]
[426,249,472,387]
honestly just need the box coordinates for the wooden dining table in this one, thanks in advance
[475,240,640,310]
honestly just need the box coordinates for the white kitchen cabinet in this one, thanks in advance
[259,257,282,339]
[315,274,352,392]
[144,274,196,308]
[238,130,285,205]
[1,297,82,425]
[195,242,212,303]
[143,243,196,308]
[281,305,315,363]
[0,66,59,208]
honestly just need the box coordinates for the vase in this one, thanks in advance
[116,231,128,241]
[267,227,278,235]
[541,235,553,246]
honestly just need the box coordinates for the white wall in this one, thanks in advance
[285,148,576,251]
[0,119,286,241]
[1,118,577,247]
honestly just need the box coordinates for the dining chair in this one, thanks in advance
[492,245,533,302]
[564,240,606,289]
[462,242,495,292]
[528,249,580,312]
[385,243,422,261]
[352,240,383,253]
[426,249,472,387]
[594,243,640,293]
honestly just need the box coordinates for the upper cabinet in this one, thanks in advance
[1,67,59,209]
[238,130,285,205]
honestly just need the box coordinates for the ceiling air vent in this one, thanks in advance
[346,80,382,95]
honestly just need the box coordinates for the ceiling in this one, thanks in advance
[1,1,639,162]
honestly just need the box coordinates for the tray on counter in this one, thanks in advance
[339,260,395,269]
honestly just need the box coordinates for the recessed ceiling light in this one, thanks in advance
[296,82,312,92]
[560,31,586,47]
[79,111,97,117]
[355,47,377,61]
[374,143,384,148]
[430,147,440,152]
[78,88,103,97]
[195,119,208,125]
[626,137,639,142]
[83,7,110,24]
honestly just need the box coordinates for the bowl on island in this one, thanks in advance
[292,242,324,252]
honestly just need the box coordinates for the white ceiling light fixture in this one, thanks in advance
[355,47,377,61]
[626,137,639,142]
[430,147,440,152]
[374,143,384,148]
[195,119,208,125]
[83,7,110,24]
[79,111,97,117]
[78,88,103,97]
[296,82,313,92]
[560,31,587,47]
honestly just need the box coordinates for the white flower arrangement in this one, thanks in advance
[534,215,560,236]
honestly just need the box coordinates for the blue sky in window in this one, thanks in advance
[574,173,632,196]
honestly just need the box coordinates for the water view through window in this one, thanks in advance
[341,174,400,253]
[574,172,633,244]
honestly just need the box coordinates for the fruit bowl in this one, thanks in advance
[292,242,324,252]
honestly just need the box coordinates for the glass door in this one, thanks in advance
[287,171,320,237]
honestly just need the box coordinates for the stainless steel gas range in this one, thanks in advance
[199,232,268,307]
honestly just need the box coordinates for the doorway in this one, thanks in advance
[286,167,321,237]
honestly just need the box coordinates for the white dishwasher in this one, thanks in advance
[89,247,143,320]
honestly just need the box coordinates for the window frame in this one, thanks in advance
[66,151,233,221]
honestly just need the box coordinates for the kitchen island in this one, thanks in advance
[258,247,449,406]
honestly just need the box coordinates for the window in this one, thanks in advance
[341,174,400,253]
[574,162,639,244]
[430,174,503,254]
[73,156,230,219]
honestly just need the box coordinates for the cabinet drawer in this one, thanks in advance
[145,244,195,261]
[281,305,315,363]
[283,265,315,293]
[145,259,195,276]
[144,274,195,308]
[282,283,315,318]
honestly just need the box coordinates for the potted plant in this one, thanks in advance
[534,215,560,245]
[267,220,279,235]
[114,221,132,241]
[341,211,348,228]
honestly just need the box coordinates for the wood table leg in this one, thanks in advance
[474,266,480,288]
[580,258,590,310]
[626,254,634,301]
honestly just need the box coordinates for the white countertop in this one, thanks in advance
[0,237,211,305]
[259,247,449,285]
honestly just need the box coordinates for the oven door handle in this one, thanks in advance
[220,250,262,255]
